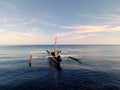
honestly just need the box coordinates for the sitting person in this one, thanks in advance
[51,51,55,56]
[57,55,62,62]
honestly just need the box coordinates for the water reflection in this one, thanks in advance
[48,58,62,72]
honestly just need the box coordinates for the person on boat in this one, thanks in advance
[56,55,62,70]
[57,55,62,62]
[51,51,55,56]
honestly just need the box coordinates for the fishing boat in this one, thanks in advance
[29,37,81,69]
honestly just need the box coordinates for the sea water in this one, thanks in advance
[0,45,120,90]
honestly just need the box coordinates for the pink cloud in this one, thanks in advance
[76,13,120,24]
[56,24,120,44]
[61,25,109,33]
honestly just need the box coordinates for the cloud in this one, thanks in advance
[0,2,17,9]
[76,13,112,20]
[109,26,120,32]
[77,13,120,20]
[0,28,48,45]
[60,25,109,33]
[0,17,12,23]
[0,2,17,17]
[8,3,17,9]
[61,24,120,34]
[76,13,120,25]
[115,6,120,11]
[0,29,5,33]
[56,24,120,44]
[39,21,58,27]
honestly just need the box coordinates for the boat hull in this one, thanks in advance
[46,50,62,70]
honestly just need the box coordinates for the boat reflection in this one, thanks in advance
[48,58,62,71]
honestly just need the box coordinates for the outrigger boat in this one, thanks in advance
[29,37,81,69]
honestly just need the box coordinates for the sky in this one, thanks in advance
[0,0,120,45]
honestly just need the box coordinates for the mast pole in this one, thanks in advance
[55,37,57,56]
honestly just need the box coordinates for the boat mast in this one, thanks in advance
[55,37,57,56]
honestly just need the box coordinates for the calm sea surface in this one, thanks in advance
[0,45,120,90]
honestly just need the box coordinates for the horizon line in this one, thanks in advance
[0,44,120,46]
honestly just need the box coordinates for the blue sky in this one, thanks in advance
[0,0,120,45]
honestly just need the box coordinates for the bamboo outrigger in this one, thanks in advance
[29,37,81,69]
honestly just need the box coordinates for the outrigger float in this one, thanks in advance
[29,37,81,69]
